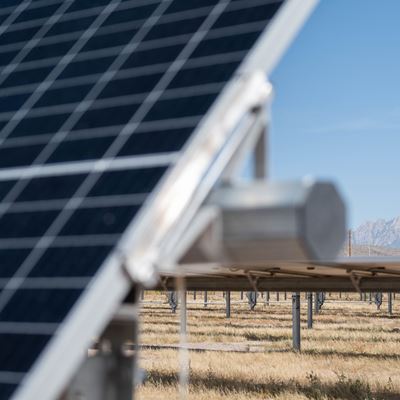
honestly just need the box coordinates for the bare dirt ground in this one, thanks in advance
[137,291,400,400]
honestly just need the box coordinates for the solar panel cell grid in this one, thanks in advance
[45,136,117,164]
[27,246,113,278]
[0,144,45,169]
[0,0,287,398]
[0,250,30,278]
[0,333,50,372]
[0,289,82,323]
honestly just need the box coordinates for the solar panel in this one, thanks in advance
[0,0,317,399]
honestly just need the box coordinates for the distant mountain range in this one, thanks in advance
[353,217,400,249]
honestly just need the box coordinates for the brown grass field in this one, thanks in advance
[136,291,400,400]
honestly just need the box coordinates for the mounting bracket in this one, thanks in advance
[62,297,140,400]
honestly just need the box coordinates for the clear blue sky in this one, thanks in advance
[269,0,400,228]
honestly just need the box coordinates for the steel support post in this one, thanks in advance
[314,292,319,315]
[204,291,208,308]
[388,292,393,315]
[226,291,231,318]
[307,292,313,329]
[284,292,287,300]
[276,292,279,301]
[265,291,269,305]
[193,291,196,300]
[292,292,301,351]
[180,290,187,336]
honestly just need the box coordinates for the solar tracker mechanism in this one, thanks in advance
[0,0,352,399]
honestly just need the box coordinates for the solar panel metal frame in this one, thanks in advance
[8,1,318,399]
[160,257,400,291]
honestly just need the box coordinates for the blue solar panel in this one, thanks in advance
[0,0,309,398]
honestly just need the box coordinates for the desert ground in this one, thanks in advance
[136,291,400,400]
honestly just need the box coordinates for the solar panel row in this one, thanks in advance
[0,0,286,398]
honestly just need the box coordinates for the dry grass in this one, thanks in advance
[136,292,400,399]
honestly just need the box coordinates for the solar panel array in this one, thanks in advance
[0,0,286,398]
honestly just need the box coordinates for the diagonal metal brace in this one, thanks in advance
[350,272,362,294]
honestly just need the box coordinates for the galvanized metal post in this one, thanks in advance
[226,291,231,318]
[388,292,393,315]
[265,291,269,305]
[180,290,187,336]
[307,292,313,329]
[240,291,243,300]
[284,292,287,300]
[314,292,319,315]
[204,291,208,308]
[276,292,279,301]
[292,292,301,351]
[193,291,196,300]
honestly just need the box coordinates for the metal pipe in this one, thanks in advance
[292,292,301,351]
[204,291,208,307]
[314,292,319,315]
[388,292,393,315]
[226,291,231,318]
[177,279,188,400]
[307,292,313,329]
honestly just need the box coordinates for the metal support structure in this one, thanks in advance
[204,291,208,308]
[264,291,270,305]
[177,279,188,400]
[276,292,279,301]
[314,292,319,315]
[225,291,231,318]
[167,291,178,313]
[388,292,393,315]
[254,126,267,179]
[193,291,196,300]
[292,292,301,351]
[375,292,383,310]
[180,289,187,336]
[307,292,313,329]
[65,291,140,400]
[246,291,257,310]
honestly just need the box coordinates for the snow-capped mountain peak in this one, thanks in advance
[353,217,400,248]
